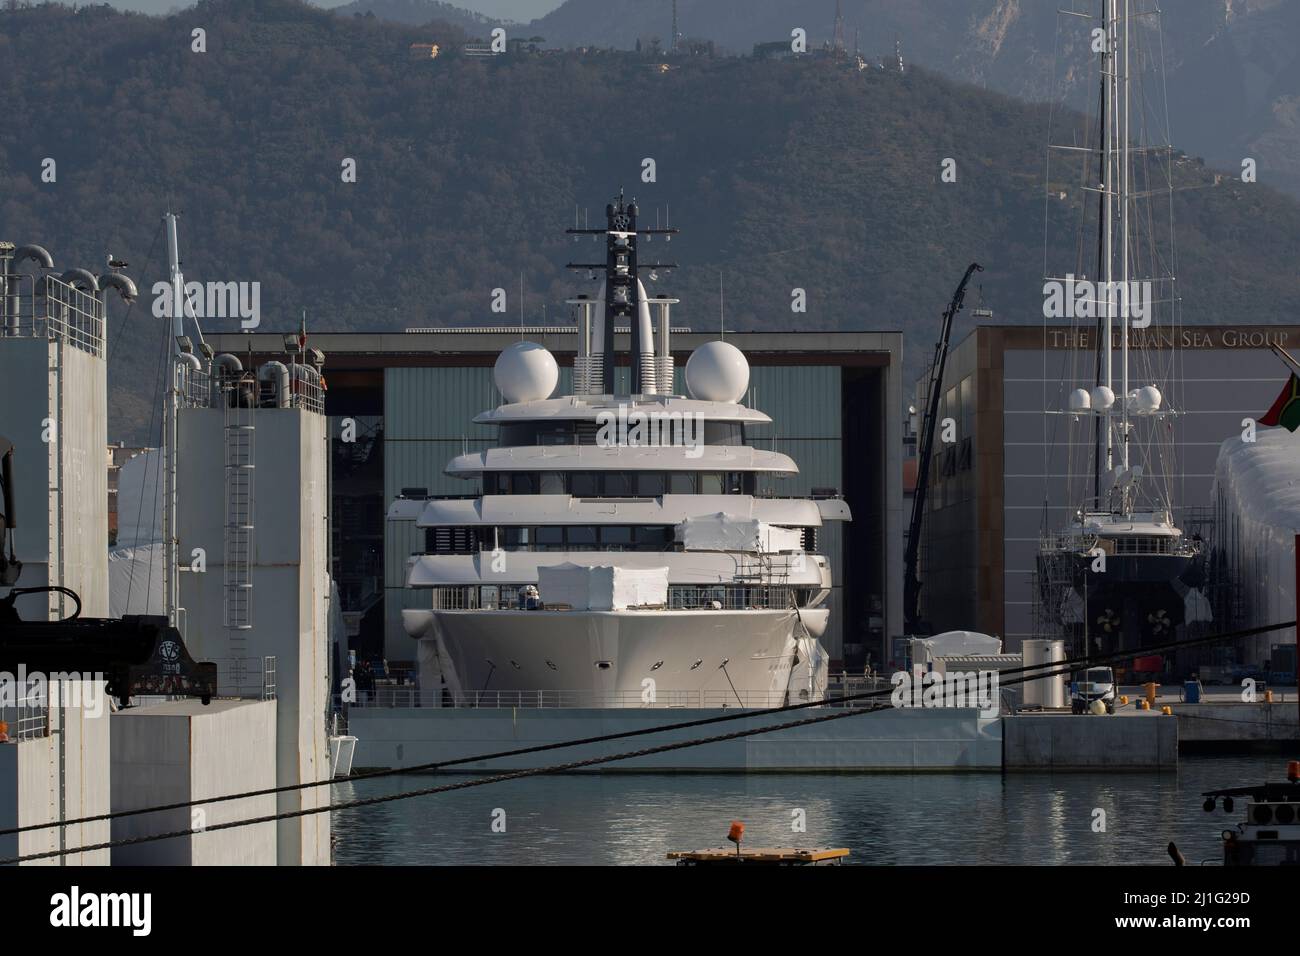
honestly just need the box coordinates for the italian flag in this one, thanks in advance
[1260,374,1300,431]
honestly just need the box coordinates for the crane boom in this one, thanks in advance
[903,262,983,634]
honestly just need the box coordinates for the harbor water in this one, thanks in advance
[331,755,1278,865]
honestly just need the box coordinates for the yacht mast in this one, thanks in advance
[1102,0,1115,476]
[1120,0,1131,477]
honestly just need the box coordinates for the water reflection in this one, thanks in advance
[331,756,1273,865]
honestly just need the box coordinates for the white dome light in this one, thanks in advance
[494,341,558,404]
[684,341,750,403]
[1091,385,1115,411]
[1068,388,1091,412]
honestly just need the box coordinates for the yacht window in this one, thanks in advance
[483,472,509,495]
[502,527,531,549]
[703,422,744,446]
[698,472,723,495]
[603,472,634,497]
[566,525,598,548]
[600,526,633,550]
[536,424,574,446]
[724,472,744,495]
[535,526,565,551]
[498,423,532,447]
[635,472,666,497]
[569,472,600,497]
[667,472,695,494]
[512,472,537,495]
[539,472,566,495]
[634,525,673,550]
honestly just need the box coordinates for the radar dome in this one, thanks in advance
[1091,385,1116,411]
[1068,388,1091,412]
[1132,385,1162,413]
[685,341,750,403]
[494,341,558,404]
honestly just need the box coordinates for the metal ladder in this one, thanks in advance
[223,380,255,632]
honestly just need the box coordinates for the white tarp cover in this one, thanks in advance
[1213,431,1300,655]
[912,630,1003,661]
[115,449,163,549]
[678,513,762,552]
[108,543,165,617]
[537,562,669,610]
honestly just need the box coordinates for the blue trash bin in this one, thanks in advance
[1184,680,1202,704]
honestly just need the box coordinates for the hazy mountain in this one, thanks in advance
[2,0,1298,444]
[330,0,505,32]
[331,0,1300,198]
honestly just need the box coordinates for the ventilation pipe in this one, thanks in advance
[636,278,655,395]
[656,299,673,395]
[4,244,54,334]
[59,268,99,294]
[97,273,138,303]
[588,281,606,394]
[258,361,289,408]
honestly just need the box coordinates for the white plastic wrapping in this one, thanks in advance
[536,562,669,610]
[677,513,762,552]
[1212,430,1300,657]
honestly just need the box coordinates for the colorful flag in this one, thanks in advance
[1260,374,1300,431]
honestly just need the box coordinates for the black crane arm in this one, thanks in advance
[903,262,983,634]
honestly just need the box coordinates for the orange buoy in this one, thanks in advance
[727,821,744,845]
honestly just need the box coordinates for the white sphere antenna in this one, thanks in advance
[685,341,750,403]
[494,341,558,404]
[1091,385,1115,411]
[1132,385,1162,414]
[1068,388,1091,412]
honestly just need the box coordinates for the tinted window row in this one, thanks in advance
[498,420,745,447]
[424,525,677,554]
[483,470,756,497]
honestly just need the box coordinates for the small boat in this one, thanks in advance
[1193,761,1300,865]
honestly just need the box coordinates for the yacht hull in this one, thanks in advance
[420,607,823,708]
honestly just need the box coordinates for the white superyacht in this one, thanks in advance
[395,191,850,708]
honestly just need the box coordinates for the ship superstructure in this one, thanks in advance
[394,191,851,707]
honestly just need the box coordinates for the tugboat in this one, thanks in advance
[1196,761,1300,866]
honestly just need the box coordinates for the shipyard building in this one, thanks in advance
[208,328,904,671]
[917,322,1300,670]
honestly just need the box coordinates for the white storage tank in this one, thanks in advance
[1021,639,1066,708]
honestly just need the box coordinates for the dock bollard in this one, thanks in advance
[1119,695,1129,705]
[1143,682,1158,706]
[1161,706,1172,716]
[1264,690,1274,703]
[1139,699,1150,711]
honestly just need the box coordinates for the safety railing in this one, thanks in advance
[0,692,51,741]
[342,687,799,709]
[0,273,104,358]
[205,656,277,700]
[426,584,799,612]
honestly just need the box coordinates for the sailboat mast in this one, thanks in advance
[1120,0,1131,475]
[1102,0,1116,475]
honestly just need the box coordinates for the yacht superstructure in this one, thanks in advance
[394,191,850,707]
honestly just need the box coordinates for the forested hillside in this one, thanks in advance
[2,0,1299,441]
